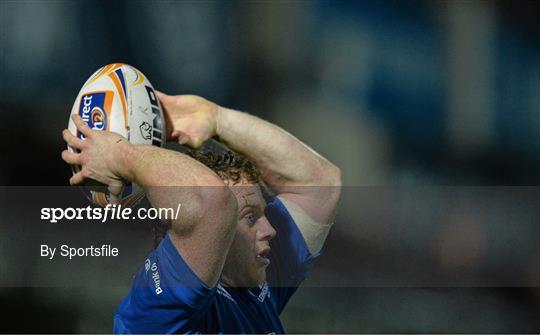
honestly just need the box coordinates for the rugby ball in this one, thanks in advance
[67,63,165,207]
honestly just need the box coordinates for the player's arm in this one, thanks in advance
[215,107,341,217]
[61,115,237,287]
[158,93,341,254]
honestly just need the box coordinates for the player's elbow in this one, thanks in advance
[168,177,238,236]
[307,162,341,211]
[324,163,341,205]
[200,182,238,228]
[316,162,341,191]
[326,163,341,188]
[311,159,341,187]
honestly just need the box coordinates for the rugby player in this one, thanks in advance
[61,93,341,333]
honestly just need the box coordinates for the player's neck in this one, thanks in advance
[220,275,254,288]
[219,274,238,287]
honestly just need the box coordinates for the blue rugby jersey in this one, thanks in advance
[113,197,320,334]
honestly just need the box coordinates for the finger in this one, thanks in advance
[187,137,204,149]
[71,114,93,138]
[62,129,85,149]
[183,131,203,148]
[108,184,124,205]
[170,130,180,141]
[172,130,189,145]
[69,171,86,186]
[61,150,82,165]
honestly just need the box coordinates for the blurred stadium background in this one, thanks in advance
[1,0,540,333]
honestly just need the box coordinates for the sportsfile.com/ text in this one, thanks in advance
[40,203,181,223]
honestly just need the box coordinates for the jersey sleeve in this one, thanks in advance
[113,234,217,334]
[264,197,321,314]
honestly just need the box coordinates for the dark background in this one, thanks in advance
[1,0,540,333]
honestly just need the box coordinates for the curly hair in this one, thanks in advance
[151,144,261,247]
[186,148,260,185]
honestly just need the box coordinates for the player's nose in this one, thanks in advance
[256,216,276,241]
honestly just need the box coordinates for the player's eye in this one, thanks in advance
[244,212,257,225]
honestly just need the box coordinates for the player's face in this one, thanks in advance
[221,182,276,287]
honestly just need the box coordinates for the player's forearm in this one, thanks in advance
[216,107,341,192]
[124,144,224,188]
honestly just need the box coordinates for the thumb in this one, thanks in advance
[172,130,190,146]
[186,135,205,149]
[155,89,166,98]
[155,90,171,106]
[108,184,124,205]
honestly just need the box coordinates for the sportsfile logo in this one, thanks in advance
[78,91,113,139]
[40,203,182,223]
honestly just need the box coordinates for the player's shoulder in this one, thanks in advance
[122,234,218,311]
[115,235,219,333]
